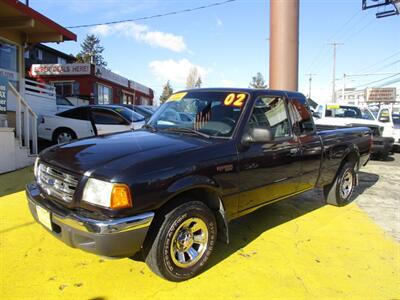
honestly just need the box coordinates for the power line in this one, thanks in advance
[358,50,400,73]
[66,0,237,28]
[354,73,400,88]
[378,78,400,87]
[340,18,375,43]
[373,59,400,73]
[304,10,362,74]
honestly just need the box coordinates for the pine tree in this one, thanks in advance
[76,34,107,67]
[249,72,268,89]
[159,81,173,103]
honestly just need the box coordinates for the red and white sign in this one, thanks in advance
[365,87,397,103]
[31,63,91,76]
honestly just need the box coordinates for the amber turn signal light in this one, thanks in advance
[111,184,132,209]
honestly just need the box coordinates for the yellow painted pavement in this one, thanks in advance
[0,168,399,299]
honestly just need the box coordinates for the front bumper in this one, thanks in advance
[26,182,154,257]
[371,136,394,155]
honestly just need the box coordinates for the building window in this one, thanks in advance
[24,50,30,59]
[57,57,66,64]
[123,93,134,104]
[37,49,43,60]
[97,84,112,104]
[140,96,149,105]
[0,41,18,73]
[53,82,74,97]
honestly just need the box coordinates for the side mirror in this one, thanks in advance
[242,126,274,144]
[312,111,321,118]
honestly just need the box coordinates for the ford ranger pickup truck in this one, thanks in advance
[26,88,371,281]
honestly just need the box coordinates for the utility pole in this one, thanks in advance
[306,73,316,98]
[328,42,343,103]
[342,73,346,103]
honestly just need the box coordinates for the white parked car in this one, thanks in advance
[38,105,145,144]
[375,105,400,152]
[313,103,394,159]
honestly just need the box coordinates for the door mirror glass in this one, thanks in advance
[242,126,274,144]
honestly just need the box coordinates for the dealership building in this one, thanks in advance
[30,63,154,106]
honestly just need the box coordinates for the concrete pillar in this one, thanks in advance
[269,0,299,91]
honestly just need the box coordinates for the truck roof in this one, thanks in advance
[173,88,306,99]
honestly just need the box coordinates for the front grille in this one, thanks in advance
[37,163,79,203]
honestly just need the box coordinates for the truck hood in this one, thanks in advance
[315,117,382,127]
[40,129,212,178]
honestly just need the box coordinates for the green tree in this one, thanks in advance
[159,81,174,103]
[76,34,107,67]
[249,72,268,89]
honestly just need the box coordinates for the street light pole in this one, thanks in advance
[328,42,343,103]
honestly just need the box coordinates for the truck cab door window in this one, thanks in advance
[238,95,301,212]
[249,96,291,139]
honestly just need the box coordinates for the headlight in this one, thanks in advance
[34,157,40,178]
[82,178,132,209]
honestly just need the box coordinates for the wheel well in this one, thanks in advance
[141,187,229,259]
[52,127,77,141]
[342,150,359,170]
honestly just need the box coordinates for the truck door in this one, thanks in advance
[288,97,323,191]
[238,94,301,212]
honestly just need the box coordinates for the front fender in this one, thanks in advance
[166,175,222,199]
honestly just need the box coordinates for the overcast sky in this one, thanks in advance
[30,0,400,104]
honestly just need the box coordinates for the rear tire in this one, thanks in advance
[145,200,217,281]
[324,162,357,206]
[53,128,77,144]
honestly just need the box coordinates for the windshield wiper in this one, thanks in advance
[143,123,157,132]
[163,127,210,139]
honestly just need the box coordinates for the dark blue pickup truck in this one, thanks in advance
[26,88,371,281]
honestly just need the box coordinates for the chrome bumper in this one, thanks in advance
[26,182,154,257]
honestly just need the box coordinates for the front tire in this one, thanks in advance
[145,201,217,281]
[53,128,77,144]
[324,162,357,206]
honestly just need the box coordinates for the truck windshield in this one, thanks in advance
[148,91,249,137]
[326,105,364,119]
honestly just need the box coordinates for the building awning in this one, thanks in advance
[0,0,76,43]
